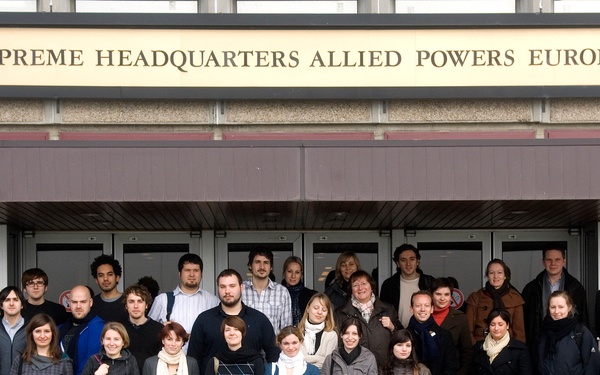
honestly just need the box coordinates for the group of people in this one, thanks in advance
[0,245,599,375]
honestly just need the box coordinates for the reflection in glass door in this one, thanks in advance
[494,230,579,293]
[215,232,302,285]
[114,233,199,295]
[23,233,112,304]
[305,232,389,293]
[396,230,491,303]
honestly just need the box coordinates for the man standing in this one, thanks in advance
[188,269,280,373]
[123,284,163,373]
[90,254,128,323]
[408,291,457,375]
[522,246,588,353]
[59,285,105,375]
[21,268,69,325]
[0,286,27,375]
[241,247,292,333]
[148,253,218,350]
[380,244,435,328]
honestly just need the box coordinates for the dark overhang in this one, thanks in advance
[1,139,600,230]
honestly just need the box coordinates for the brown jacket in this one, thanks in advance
[465,288,525,344]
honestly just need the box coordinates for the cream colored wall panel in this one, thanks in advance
[225,100,372,124]
[61,100,211,124]
[551,99,600,122]
[0,100,44,123]
[388,99,531,123]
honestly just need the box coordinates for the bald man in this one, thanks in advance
[58,285,105,375]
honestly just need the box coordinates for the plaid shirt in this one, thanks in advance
[242,279,292,333]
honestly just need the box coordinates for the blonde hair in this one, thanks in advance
[101,322,130,348]
[297,293,336,333]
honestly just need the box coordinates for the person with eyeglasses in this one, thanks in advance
[335,270,401,368]
[21,268,69,326]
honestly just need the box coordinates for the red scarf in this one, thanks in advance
[432,304,450,326]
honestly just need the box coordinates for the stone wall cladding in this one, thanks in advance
[387,99,531,123]
[551,99,600,122]
[0,100,44,123]
[225,100,372,124]
[61,100,212,124]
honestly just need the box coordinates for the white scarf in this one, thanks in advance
[303,321,325,355]
[482,331,510,364]
[276,351,306,375]
[157,348,189,375]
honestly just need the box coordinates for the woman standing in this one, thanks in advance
[536,291,600,375]
[320,318,378,375]
[466,259,525,343]
[380,330,431,375]
[143,322,199,375]
[471,309,531,375]
[264,326,319,375]
[335,270,400,367]
[324,252,360,310]
[81,322,139,375]
[205,316,263,375]
[281,257,317,326]
[431,278,472,375]
[10,314,72,375]
[298,294,337,369]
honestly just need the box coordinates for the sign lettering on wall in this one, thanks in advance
[2,28,600,88]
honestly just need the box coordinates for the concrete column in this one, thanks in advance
[201,230,216,293]
[357,0,395,13]
[516,0,553,13]
[199,0,236,13]
[37,0,75,12]
[0,226,7,289]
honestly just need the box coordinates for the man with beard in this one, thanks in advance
[90,254,129,323]
[187,269,280,373]
[59,285,105,375]
[148,253,218,353]
[241,247,292,333]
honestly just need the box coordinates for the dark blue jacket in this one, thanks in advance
[187,303,280,374]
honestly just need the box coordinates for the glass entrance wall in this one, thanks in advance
[500,241,568,292]
[312,242,378,293]
[123,243,189,295]
[227,243,294,282]
[114,233,201,294]
[36,244,103,303]
[417,241,483,299]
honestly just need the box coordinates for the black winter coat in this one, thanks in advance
[521,268,588,354]
[380,271,435,312]
[471,338,531,375]
[81,349,140,375]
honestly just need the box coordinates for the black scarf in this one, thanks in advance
[216,346,263,364]
[484,281,510,310]
[408,316,439,363]
[340,345,361,365]
[284,281,305,325]
[541,314,579,357]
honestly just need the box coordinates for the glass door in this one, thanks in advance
[114,232,201,294]
[215,232,302,284]
[22,232,112,305]
[493,230,580,293]
[395,230,491,308]
[304,231,390,292]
